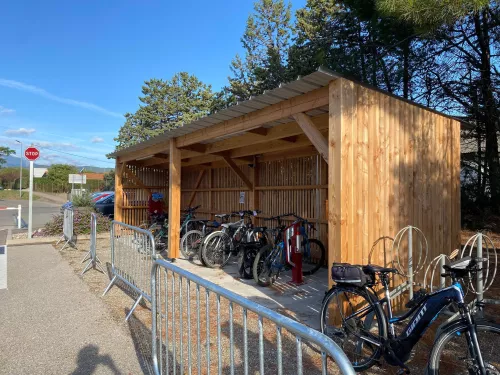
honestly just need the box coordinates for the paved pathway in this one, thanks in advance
[0,244,145,375]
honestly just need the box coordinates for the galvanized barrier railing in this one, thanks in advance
[81,213,105,275]
[103,220,156,321]
[56,208,75,250]
[0,204,22,229]
[151,258,356,375]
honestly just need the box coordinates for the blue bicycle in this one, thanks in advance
[320,257,499,374]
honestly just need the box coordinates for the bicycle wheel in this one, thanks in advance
[253,245,281,287]
[180,230,203,259]
[320,285,386,372]
[302,238,326,276]
[201,231,233,268]
[427,320,500,374]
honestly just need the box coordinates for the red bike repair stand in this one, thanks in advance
[289,252,304,285]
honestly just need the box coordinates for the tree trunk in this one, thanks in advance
[402,40,410,99]
[474,10,500,212]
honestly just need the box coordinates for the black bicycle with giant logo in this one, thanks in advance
[320,257,499,374]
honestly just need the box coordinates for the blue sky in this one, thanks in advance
[0,0,305,168]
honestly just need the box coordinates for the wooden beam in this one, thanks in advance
[123,165,151,196]
[222,156,253,190]
[154,153,170,159]
[178,133,325,168]
[176,86,329,148]
[114,161,125,222]
[247,128,268,136]
[138,157,169,167]
[187,170,205,207]
[281,136,298,143]
[179,143,207,154]
[168,139,181,259]
[117,113,329,163]
[293,112,329,163]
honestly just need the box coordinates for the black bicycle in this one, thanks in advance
[320,257,499,374]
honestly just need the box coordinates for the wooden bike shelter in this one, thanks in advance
[110,68,462,286]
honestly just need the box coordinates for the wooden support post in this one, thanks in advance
[115,161,125,223]
[328,79,343,286]
[293,112,329,163]
[188,170,205,207]
[168,139,181,258]
[251,156,259,223]
[222,156,253,191]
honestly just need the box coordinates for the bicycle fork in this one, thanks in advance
[462,307,487,375]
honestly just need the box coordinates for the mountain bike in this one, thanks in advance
[253,213,326,287]
[179,213,233,261]
[201,210,266,270]
[320,257,500,374]
[140,206,201,250]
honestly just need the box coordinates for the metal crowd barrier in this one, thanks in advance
[151,259,356,375]
[81,213,105,275]
[103,220,156,321]
[56,208,74,250]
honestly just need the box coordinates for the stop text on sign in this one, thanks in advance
[24,147,40,161]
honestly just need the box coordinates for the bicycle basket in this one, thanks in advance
[331,263,373,286]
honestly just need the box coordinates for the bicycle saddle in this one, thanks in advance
[221,220,243,229]
[252,226,267,232]
[215,214,231,219]
[363,264,398,274]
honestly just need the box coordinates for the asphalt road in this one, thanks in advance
[0,199,61,230]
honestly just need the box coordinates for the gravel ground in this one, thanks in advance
[54,235,500,375]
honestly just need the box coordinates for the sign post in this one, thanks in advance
[24,146,40,239]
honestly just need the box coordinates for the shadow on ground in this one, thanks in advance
[70,345,121,375]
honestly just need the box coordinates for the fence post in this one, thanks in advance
[82,213,105,275]
[17,205,21,229]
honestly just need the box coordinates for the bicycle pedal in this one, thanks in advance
[396,369,410,375]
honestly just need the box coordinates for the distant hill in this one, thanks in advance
[2,155,113,172]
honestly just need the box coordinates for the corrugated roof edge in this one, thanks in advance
[109,66,470,159]
[108,67,340,158]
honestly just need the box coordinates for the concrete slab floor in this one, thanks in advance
[173,256,329,329]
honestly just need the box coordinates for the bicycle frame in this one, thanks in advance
[357,281,466,363]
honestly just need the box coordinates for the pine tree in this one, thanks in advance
[114,72,216,150]
[228,0,293,100]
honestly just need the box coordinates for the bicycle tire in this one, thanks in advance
[427,320,500,374]
[302,238,326,276]
[253,244,280,287]
[180,230,203,259]
[320,285,387,372]
[201,231,233,268]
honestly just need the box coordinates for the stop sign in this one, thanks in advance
[24,146,40,161]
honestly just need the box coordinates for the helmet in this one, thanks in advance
[152,192,163,201]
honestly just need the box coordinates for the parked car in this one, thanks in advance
[95,193,114,218]
[92,191,114,202]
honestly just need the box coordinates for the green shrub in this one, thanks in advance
[42,207,111,236]
[72,192,95,208]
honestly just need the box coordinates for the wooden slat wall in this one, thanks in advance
[181,156,328,251]
[119,165,169,226]
[330,79,461,286]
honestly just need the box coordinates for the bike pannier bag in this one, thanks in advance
[331,263,371,286]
